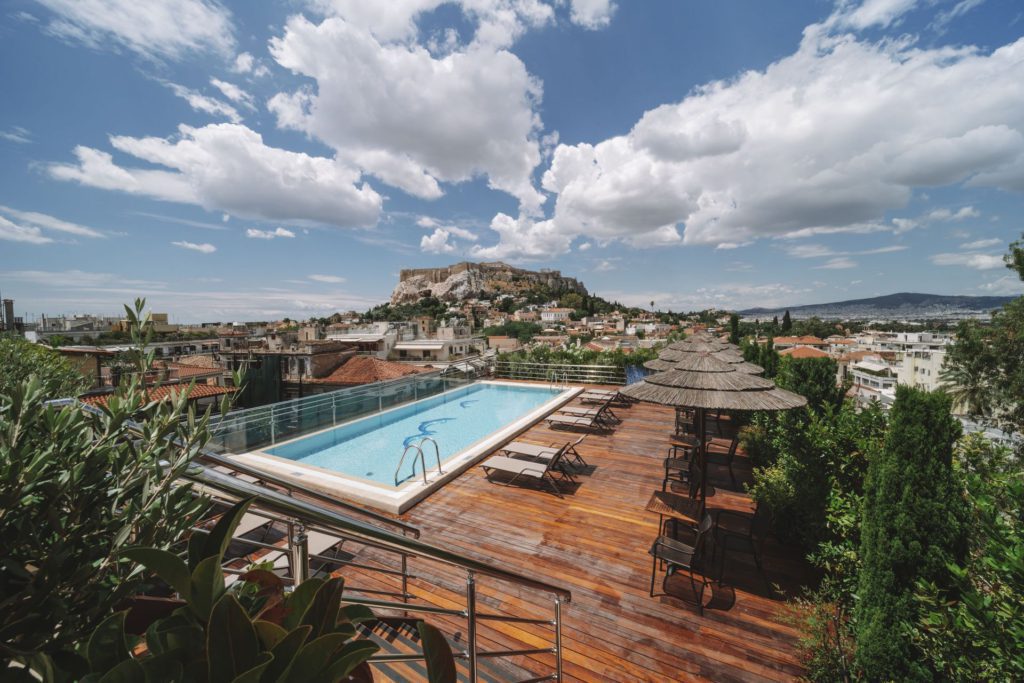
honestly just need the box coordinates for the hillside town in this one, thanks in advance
[0,263,987,424]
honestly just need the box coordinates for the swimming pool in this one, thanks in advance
[231,381,578,513]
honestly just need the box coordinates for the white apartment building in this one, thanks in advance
[897,349,947,392]
[850,358,898,409]
[540,307,573,323]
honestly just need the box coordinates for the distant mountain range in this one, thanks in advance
[738,292,1015,321]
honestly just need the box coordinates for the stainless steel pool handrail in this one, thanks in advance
[417,437,443,477]
[394,443,427,486]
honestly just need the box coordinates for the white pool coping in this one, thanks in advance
[228,380,581,514]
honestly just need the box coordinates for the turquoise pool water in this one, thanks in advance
[265,383,562,486]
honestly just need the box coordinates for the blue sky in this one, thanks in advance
[2,0,1023,322]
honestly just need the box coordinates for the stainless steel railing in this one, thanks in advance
[187,465,570,681]
[52,396,571,680]
[494,360,626,385]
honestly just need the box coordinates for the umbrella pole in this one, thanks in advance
[697,406,707,515]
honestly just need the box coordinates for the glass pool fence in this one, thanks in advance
[206,371,470,453]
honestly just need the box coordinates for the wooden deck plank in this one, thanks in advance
[334,390,810,681]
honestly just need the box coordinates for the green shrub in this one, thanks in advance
[855,386,968,681]
[0,301,216,669]
[0,334,88,398]
[913,435,1024,681]
[776,356,846,415]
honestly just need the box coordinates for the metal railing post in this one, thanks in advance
[332,397,337,425]
[269,405,276,444]
[554,598,563,681]
[466,571,478,682]
[290,522,309,585]
[401,554,409,604]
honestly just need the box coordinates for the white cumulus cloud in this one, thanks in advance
[47,123,383,229]
[569,0,616,29]
[268,13,546,212]
[309,274,346,283]
[930,252,1005,269]
[961,238,1002,249]
[0,205,104,238]
[246,227,296,240]
[209,78,255,108]
[421,228,457,254]
[34,0,235,61]
[474,24,1024,257]
[165,82,241,123]
[172,240,216,253]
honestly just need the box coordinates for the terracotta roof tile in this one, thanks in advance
[774,335,826,345]
[79,383,236,408]
[778,345,830,359]
[305,356,429,385]
[173,355,222,369]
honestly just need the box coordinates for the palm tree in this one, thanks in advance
[939,363,991,418]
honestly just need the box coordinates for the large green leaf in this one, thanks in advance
[121,548,191,600]
[145,613,203,657]
[253,620,288,650]
[96,658,145,683]
[207,594,260,683]
[339,604,376,625]
[321,640,380,681]
[261,625,311,683]
[189,556,227,622]
[229,652,273,683]
[280,579,324,631]
[199,498,254,568]
[86,611,130,674]
[418,621,457,683]
[137,652,185,683]
[277,633,347,682]
[301,577,345,639]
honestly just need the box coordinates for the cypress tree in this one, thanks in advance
[855,386,967,681]
[781,310,792,333]
[729,313,740,345]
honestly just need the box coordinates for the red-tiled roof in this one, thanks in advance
[157,361,221,379]
[79,383,236,408]
[839,350,882,362]
[778,345,830,359]
[774,335,826,346]
[173,354,222,369]
[305,356,429,385]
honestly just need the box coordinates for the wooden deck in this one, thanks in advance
[343,393,813,682]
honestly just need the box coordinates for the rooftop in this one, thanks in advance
[305,355,430,385]
[79,383,235,408]
[778,345,830,359]
[336,394,811,681]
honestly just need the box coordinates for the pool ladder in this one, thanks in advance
[394,437,444,486]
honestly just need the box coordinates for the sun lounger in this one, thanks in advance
[545,412,610,432]
[499,436,589,470]
[480,448,574,497]
[579,390,633,407]
[561,397,620,423]
[225,525,343,585]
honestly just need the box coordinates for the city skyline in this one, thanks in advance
[2,0,1024,321]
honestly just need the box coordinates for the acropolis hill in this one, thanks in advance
[390,261,588,304]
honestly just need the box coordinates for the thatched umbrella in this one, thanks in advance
[648,347,764,375]
[621,356,806,509]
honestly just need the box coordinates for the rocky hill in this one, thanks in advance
[739,292,1015,321]
[391,262,587,304]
